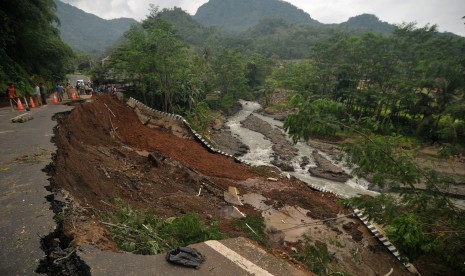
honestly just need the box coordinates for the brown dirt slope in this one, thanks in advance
[50,94,412,275]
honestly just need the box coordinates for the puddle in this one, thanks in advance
[241,193,270,211]
[239,192,372,246]
[263,205,315,242]
[242,193,326,242]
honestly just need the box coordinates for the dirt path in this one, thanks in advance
[48,95,414,275]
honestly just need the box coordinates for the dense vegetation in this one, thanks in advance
[98,7,274,124]
[102,198,225,255]
[281,24,465,273]
[0,0,73,94]
[284,24,465,144]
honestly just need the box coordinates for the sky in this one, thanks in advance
[61,0,465,36]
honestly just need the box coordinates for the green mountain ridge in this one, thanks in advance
[194,0,320,32]
[54,0,404,56]
[340,13,395,34]
[55,0,136,54]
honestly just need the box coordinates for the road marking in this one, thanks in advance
[0,130,15,134]
[204,240,274,276]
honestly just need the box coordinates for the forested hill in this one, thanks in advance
[340,14,395,34]
[55,0,136,54]
[194,0,320,32]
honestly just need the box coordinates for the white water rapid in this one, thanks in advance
[226,100,379,198]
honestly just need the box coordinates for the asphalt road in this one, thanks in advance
[0,101,72,275]
[66,74,90,86]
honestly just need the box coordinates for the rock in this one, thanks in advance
[268,231,285,247]
[110,148,127,158]
[224,186,243,205]
[308,153,351,183]
[342,222,363,242]
[242,114,297,163]
[210,131,249,157]
[126,98,136,108]
[225,101,243,116]
[11,113,33,123]
[148,151,166,167]
[300,156,310,168]
[271,160,295,172]
[230,206,246,218]
[211,117,225,131]
[270,113,288,121]
[133,108,150,125]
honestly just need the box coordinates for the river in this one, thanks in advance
[225,100,378,198]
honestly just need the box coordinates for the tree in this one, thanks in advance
[210,48,248,107]
[0,0,74,92]
[109,8,192,112]
[284,95,343,143]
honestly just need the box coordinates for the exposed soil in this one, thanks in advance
[47,94,415,275]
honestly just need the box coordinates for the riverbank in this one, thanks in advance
[209,101,368,197]
[209,101,465,199]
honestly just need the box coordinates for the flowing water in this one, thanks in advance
[226,100,378,198]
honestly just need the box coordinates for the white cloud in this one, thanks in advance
[302,0,465,36]
[60,0,465,36]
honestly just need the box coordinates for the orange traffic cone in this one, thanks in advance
[29,97,36,108]
[53,93,58,104]
[72,91,76,100]
[16,98,24,110]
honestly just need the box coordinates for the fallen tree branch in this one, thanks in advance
[104,102,116,117]
[109,116,122,140]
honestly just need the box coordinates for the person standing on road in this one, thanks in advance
[33,84,42,106]
[65,82,72,99]
[84,82,90,95]
[6,83,18,111]
[39,82,47,105]
[6,83,17,99]
[57,83,63,102]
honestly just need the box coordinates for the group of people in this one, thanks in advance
[5,83,47,110]
[56,83,77,102]
[5,81,119,110]
[75,82,117,95]
[74,81,94,96]
[95,84,117,95]
[33,83,47,106]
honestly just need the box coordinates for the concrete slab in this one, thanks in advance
[78,237,311,276]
